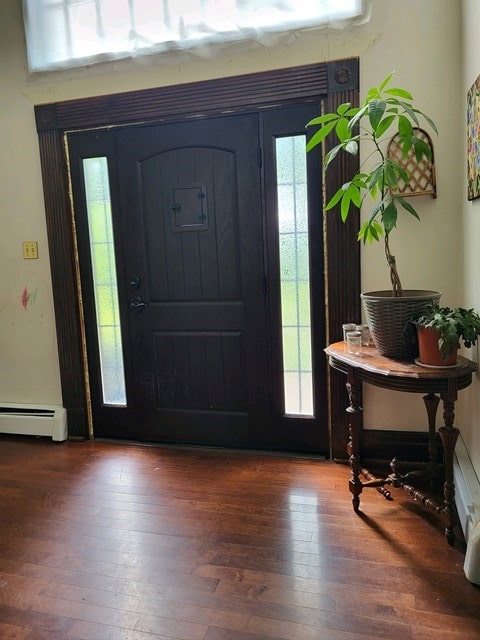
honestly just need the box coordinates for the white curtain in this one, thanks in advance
[22,0,365,73]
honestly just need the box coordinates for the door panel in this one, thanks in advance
[262,105,328,452]
[154,332,245,410]
[115,114,270,446]
[66,132,135,437]
[142,148,240,301]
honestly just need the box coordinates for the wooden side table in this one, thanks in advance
[325,341,477,544]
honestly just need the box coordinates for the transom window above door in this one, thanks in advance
[22,0,365,72]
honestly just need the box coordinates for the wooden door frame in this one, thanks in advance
[34,58,360,457]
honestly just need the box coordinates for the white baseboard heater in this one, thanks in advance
[0,403,67,441]
[454,434,480,584]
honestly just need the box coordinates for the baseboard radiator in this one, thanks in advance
[454,434,480,584]
[0,403,67,441]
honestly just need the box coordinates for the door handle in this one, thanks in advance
[130,296,149,312]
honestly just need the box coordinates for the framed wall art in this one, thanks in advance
[467,74,480,200]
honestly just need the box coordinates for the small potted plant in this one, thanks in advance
[306,73,440,359]
[412,305,480,367]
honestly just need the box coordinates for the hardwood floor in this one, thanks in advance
[0,436,478,640]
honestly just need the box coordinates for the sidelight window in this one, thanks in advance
[275,136,313,416]
[83,157,127,406]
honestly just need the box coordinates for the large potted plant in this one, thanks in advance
[306,73,440,359]
[412,305,480,367]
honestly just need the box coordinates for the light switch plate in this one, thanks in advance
[23,241,39,259]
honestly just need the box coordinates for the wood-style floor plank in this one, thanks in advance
[0,437,479,640]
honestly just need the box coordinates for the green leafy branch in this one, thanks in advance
[306,73,437,295]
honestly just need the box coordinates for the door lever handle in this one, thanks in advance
[130,296,149,312]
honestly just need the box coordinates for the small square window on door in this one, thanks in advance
[171,183,208,231]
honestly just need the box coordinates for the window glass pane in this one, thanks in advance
[83,157,127,406]
[297,281,311,326]
[294,183,308,232]
[280,281,298,327]
[276,136,313,416]
[23,0,363,72]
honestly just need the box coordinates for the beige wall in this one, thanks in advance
[458,0,480,473]
[2,0,475,468]
[0,1,61,403]
[359,2,465,431]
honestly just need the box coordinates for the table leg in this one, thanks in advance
[423,393,440,489]
[346,374,363,513]
[439,388,459,545]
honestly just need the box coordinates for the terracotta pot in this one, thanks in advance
[417,326,458,366]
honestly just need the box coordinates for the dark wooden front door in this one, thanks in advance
[115,114,270,446]
[68,106,329,453]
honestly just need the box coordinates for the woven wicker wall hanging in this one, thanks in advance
[387,127,436,198]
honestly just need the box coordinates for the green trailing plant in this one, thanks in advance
[413,304,480,359]
[306,73,437,297]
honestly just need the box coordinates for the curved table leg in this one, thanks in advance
[439,391,459,545]
[346,373,363,513]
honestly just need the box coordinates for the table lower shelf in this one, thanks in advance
[359,460,453,529]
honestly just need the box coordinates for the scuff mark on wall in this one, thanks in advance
[21,286,38,311]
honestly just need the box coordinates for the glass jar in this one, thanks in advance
[346,330,362,355]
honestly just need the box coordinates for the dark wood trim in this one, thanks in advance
[35,63,329,132]
[324,87,361,342]
[334,429,444,464]
[34,58,360,444]
[361,428,444,464]
[324,86,361,459]
[37,129,88,439]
